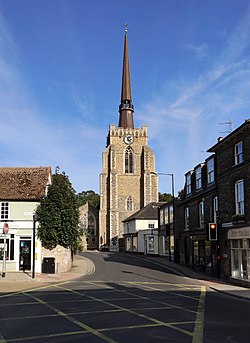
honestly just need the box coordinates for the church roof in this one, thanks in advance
[123,202,165,222]
[0,167,51,200]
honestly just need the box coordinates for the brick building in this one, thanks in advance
[178,157,218,276]
[207,119,250,283]
[177,119,250,283]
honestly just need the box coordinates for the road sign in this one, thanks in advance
[3,222,9,234]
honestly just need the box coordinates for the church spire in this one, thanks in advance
[118,24,134,129]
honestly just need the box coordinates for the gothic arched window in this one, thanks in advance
[126,196,133,211]
[125,147,133,173]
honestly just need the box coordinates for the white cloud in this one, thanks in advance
[137,6,250,192]
[182,43,209,60]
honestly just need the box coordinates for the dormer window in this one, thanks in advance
[207,158,215,184]
[196,167,202,190]
[235,142,243,165]
[186,173,192,194]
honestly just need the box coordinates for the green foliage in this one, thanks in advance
[36,171,81,253]
[77,190,100,208]
[159,192,173,203]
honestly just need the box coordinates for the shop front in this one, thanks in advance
[228,227,250,281]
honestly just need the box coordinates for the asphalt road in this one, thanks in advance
[0,251,250,343]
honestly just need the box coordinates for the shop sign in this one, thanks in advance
[228,227,250,239]
[222,222,233,228]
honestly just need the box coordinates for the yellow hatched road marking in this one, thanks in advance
[85,280,198,315]
[4,331,87,342]
[57,284,194,337]
[23,291,117,343]
[136,283,200,301]
[192,286,206,343]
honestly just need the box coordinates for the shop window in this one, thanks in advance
[0,234,14,261]
[234,141,243,165]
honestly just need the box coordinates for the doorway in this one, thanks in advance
[19,238,31,271]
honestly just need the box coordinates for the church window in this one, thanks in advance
[125,147,133,173]
[126,196,133,211]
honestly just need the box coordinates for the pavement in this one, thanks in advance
[0,254,95,293]
[1,252,250,301]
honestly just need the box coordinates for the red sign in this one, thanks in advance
[3,223,9,234]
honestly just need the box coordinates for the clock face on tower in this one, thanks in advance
[124,134,134,144]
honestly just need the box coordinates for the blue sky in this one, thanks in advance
[1,0,250,195]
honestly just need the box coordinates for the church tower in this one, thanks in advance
[99,28,158,252]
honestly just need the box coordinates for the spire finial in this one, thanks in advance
[125,23,128,34]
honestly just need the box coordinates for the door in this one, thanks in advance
[19,239,31,271]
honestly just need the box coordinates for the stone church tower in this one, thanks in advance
[99,29,158,252]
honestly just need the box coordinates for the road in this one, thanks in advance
[1,251,250,343]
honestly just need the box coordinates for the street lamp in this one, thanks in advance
[32,213,38,279]
[151,172,175,261]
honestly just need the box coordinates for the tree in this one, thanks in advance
[36,170,81,254]
[77,190,100,208]
[159,192,173,203]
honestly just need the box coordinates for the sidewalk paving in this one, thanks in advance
[140,255,250,301]
[0,254,95,294]
[1,252,250,301]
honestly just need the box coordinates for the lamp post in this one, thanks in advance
[2,222,9,277]
[151,172,175,261]
[32,213,38,279]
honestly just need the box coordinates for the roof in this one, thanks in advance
[123,202,165,222]
[207,119,250,153]
[0,167,51,200]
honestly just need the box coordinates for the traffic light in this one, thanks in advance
[208,223,217,241]
[216,244,221,262]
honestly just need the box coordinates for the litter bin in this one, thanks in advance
[42,257,55,274]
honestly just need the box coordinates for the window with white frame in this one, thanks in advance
[1,202,9,220]
[164,207,169,225]
[148,223,155,229]
[126,196,133,211]
[160,209,164,225]
[169,205,173,223]
[207,158,215,184]
[196,167,202,190]
[125,147,133,173]
[213,196,218,223]
[186,174,191,194]
[184,207,189,230]
[235,142,243,165]
[235,180,244,215]
[199,201,205,228]
[0,234,14,260]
